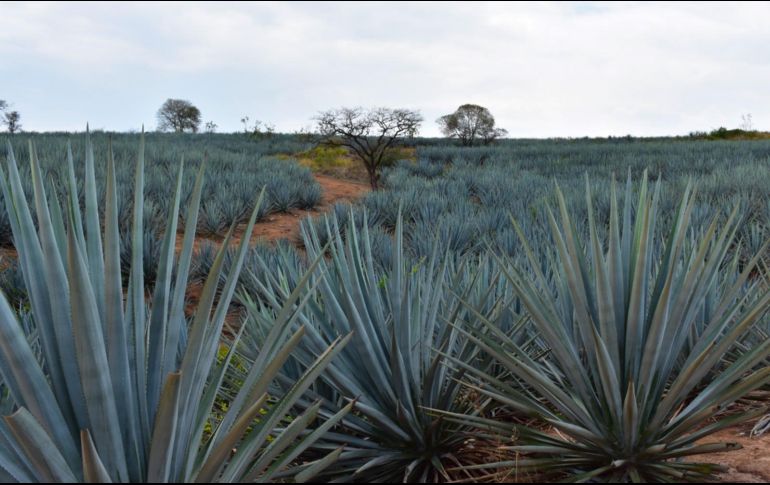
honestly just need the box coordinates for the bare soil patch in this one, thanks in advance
[691,423,770,482]
[247,174,368,244]
[176,174,369,254]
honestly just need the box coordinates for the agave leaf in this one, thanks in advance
[81,430,112,483]
[83,129,106,321]
[146,373,182,483]
[147,160,184,416]
[67,205,129,481]
[194,393,269,483]
[130,131,150,447]
[0,424,36,482]
[216,332,352,482]
[162,161,206,379]
[295,447,344,483]
[258,400,356,482]
[47,175,68,262]
[0,275,79,467]
[103,142,143,480]
[216,238,326,436]
[4,408,78,483]
[244,401,323,478]
[65,141,86,251]
[29,142,88,433]
[0,145,72,423]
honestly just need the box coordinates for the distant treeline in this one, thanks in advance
[687,127,770,141]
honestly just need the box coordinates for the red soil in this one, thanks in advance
[176,174,369,253]
[246,174,368,245]
[181,174,368,320]
[691,423,770,482]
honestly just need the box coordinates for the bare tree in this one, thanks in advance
[437,104,508,146]
[3,111,21,134]
[240,116,275,139]
[204,121,218,133]
[316,107,422,189]
[293,125,317,144]
[741,113,754,131]
[156,99,201,133]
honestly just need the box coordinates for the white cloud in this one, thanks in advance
[1,1,769,135]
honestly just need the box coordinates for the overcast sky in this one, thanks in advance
[1,1,768,137]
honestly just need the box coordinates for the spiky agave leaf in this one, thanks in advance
[240,209,508,482]
[450,172,770,482]
[0,134,349,482]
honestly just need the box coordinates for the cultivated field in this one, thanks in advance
[1,132,770,481]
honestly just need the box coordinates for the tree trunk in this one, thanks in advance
[368,167,379,190]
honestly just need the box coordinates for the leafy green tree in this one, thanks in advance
[437,104,507,146]
[156,99,201,133]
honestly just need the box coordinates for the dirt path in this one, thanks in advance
[176,174,369,253]
[247,174,369,244]
[182,174,368,320]
[692,424,770,482]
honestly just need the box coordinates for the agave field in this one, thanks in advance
[0,131,770,482]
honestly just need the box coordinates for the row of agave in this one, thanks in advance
[244,173,770,481]
[0,133,322,249]
[0,136,770,482]
[0,137,348,482]
[300,153,770,276]
[416,137,770,179]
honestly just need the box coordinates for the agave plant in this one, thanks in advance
[0,134,349,482]
[119,228,163,286]
[241,211,512,482]
[449,173,770,482]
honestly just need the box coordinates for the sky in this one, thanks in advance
[1,1,769,137]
